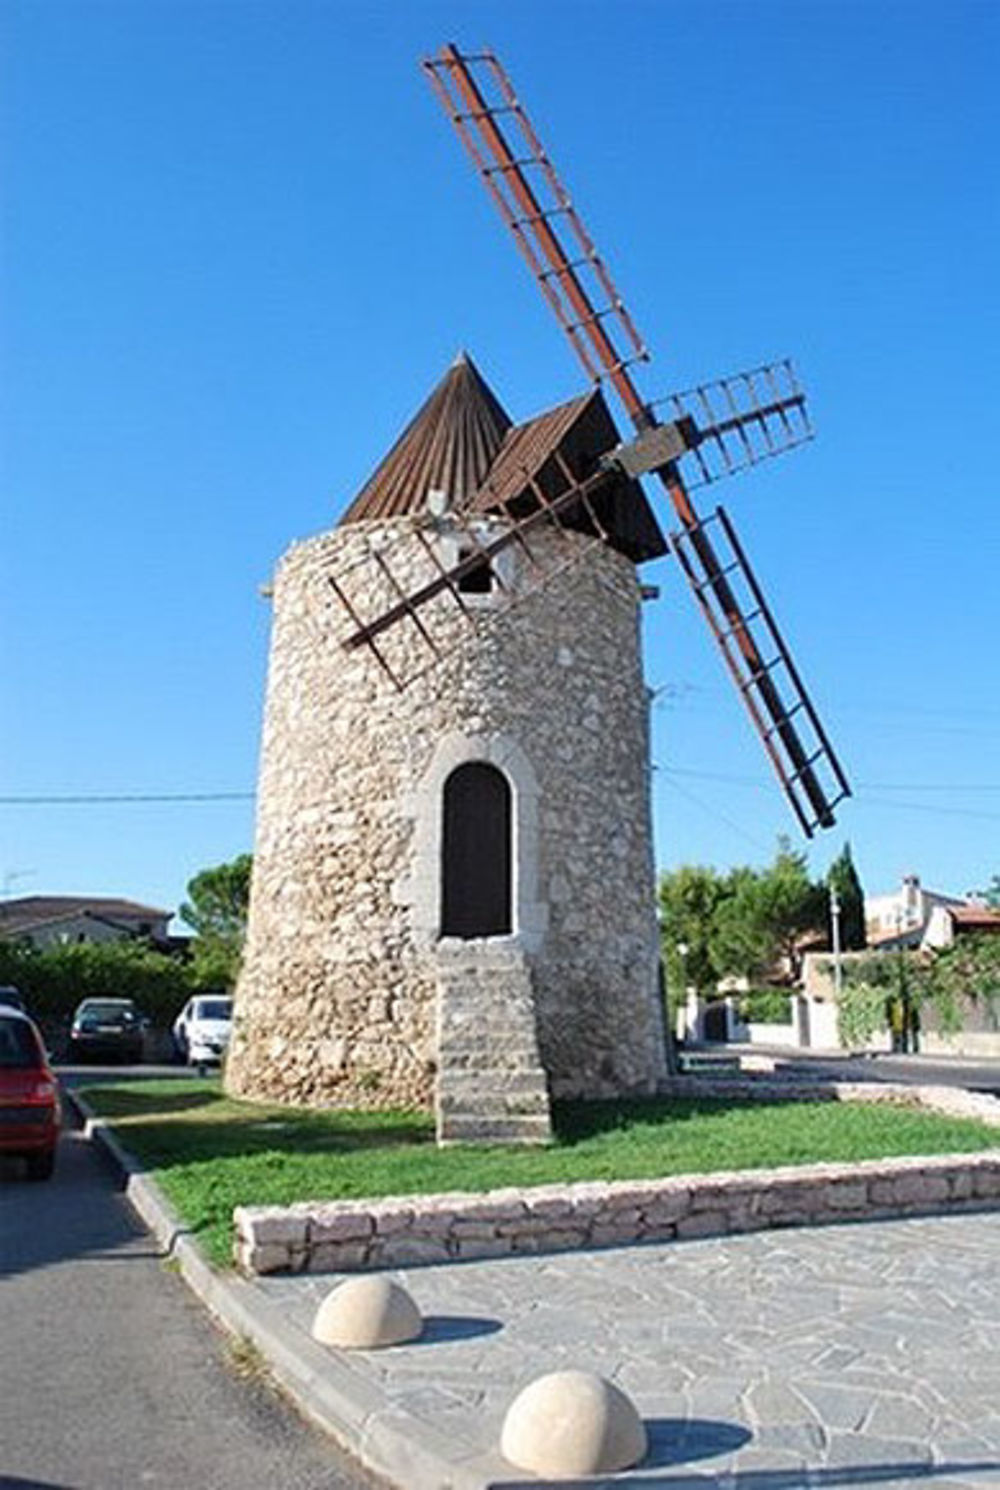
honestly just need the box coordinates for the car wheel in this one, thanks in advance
[25,1150,56,1182]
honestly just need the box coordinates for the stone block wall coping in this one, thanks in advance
[233,1078,1000,1276]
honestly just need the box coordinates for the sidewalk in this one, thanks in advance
[75,1093,1000,1489]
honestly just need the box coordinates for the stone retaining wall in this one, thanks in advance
[234,1080,1000,1275]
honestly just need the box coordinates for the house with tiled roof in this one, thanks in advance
[864,873,967,950]
[0,895,172,949]
[922,902,1000,950]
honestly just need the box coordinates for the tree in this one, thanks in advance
[179,853,253,989]
[657,864,727,1002]
[712,843,827,984]
[827,842,867,950]
[980,875,1000,910]
[710,865,775,985]
[922,932,1000,1030]
[835,952,897,1049]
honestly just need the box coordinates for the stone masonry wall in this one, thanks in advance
[225,515,665,1110]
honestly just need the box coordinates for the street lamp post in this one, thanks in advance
[676,942,689,1046]
[829,884,843,1004]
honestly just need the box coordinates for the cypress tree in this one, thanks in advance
[827,842,866,950]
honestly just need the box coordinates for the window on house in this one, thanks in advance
[440,762,512,938]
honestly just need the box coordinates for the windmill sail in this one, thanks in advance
[420,43,850,836]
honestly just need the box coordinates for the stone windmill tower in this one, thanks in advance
[227,45,849,1141]
[225,352,671,1140]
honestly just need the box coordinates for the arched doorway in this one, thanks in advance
[440,762,512,938]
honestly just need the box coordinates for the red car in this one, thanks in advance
[0,1007,60,1180]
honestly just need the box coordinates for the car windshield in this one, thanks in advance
[79,1002,136,1026]
[196,999,232,1021]
[0,1016,42,1069]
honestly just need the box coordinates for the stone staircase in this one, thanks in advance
[434,942,552,1145]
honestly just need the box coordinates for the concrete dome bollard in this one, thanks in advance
[500,1368,647,1478]
[311,1276,422,1349]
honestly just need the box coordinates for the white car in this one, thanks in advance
[172,995,233,1066]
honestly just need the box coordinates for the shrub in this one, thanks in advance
[737,987,794,1025]
[837,979,888,1049]
[0,938,194,1034]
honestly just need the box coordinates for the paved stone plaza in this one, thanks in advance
[257,1209,1000,1487]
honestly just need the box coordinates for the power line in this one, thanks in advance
[657,771,772,853]
[659,765,1000,797]
[656,770,1000,823]
[0,792,255,805]
[2,769,1000,819]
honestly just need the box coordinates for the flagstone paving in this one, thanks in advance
[256,1209,1000,1487]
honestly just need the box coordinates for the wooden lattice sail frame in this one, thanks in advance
[328,44,850,838]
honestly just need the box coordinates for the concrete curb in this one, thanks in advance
[67,1088,510,1490]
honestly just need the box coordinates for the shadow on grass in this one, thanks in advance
[77,1083,228,1119]
[78,1080,435,1169]
[551,1093,833,1145]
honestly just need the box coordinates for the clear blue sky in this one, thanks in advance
[3,0,998,925]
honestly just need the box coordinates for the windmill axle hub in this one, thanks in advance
[604,417,699,479]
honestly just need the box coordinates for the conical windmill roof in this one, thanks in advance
[339,352,667,563]
[340,353,512,523]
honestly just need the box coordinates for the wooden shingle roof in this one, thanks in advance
[339,353,512,523]
[339,356,667,563]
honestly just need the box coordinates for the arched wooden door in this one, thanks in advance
[440,762,512,938]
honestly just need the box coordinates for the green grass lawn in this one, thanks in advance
[80,1078,999,1268]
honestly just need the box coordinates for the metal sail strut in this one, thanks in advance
[422,43,850,836]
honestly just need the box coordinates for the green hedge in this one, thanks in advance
[737,987,795,1025]
[0,939,195,1033]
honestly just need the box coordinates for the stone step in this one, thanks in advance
[439,1018,539,1039]
[435,945,553,1146]
[438,1090,551,1114]
[438,1044,543,1069]
[437,1113,553,1146]
[440,1070,550,1099]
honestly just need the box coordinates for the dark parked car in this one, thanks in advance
[68,998,145,1064]
[0,1007,60,1180]
[0,985,27,1014]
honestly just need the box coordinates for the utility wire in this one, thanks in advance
[0,792,255,805]
[657,771,772,853]
[660,764,1000,795]
[3,772,1000,818]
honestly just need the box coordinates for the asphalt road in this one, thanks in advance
[764,1048,1000,1093]
[0,1102,378,1490]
